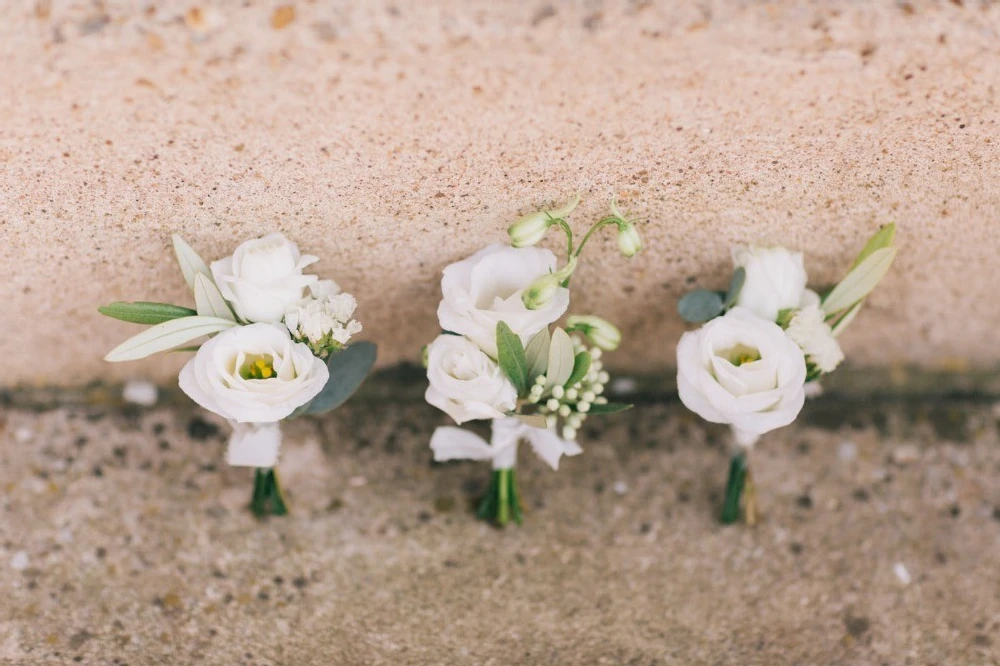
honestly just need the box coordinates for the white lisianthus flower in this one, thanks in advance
[677,307,807,447]
[178,323,329,424]
[437,244,569,357]
[425,334,518,424]
[211,233,319,323]
[285,280,363,351]
[731,245,808,322]
[785,305,844,373]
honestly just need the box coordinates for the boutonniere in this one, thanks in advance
[676,225,897,525]
[425,196,642,526]
[99,233,377,518]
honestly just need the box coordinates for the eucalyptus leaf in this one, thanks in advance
[678,289,725,323]
[565,352,592,389]
[194,273,235,321]
[302,342,378,415]
[822,247,897,314]
[98,301,197,325]
[495,322,529,396]
[586,402,633,415]
[850,223,896,271]
[546,327,575,388]
[723,267,746,308]
[172,234,212,292]
[515,414,549,429]
[104,316,238,362]
[524,328,551,382]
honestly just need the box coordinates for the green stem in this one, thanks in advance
[549,217,574,257]
[574,217,620,258]
[720,451,748,525]
[476,469,523,528]
[249,468,289,518]
[270,469,289,516]
[497,469,510,526]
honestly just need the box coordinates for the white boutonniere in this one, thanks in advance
[100,233,377,518]
[676,224,897,524]
[423,195,642,527]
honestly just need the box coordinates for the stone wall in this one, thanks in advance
[2,0,998,386]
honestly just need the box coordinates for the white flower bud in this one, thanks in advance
[562,426,577,440]
[565,388,578,401]
[566,315,622,351]
[558,404,571,417]
[546,398,560,411]
[577,401,591,413]
[535,375,547,386]
[522,274,561,310]
[595,396,608,405]
[597,371,610,383]
[593,383,604,395]
[508,212,552,248]
[568,414,583,428]
[582,391,596,403]
[591,348,603,360]
[617,222,643,257]
[546,415,558,428]
[551,385,565,399]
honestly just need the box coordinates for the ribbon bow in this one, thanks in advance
[431,417,582,470]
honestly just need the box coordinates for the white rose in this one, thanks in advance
[677,307,807,446]
[785,305,844,373]
[212,233,319,323]
[179,323,329,424]
[425,334,518,424]
[437,244,569,357]
[732,246,808,322]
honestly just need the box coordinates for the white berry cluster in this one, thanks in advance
[527,336,611,441]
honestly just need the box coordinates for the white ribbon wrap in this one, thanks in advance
[430,417,582,471]
[226,421,282,468]
[731,426,760,450]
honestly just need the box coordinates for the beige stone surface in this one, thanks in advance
[1,398,999,664]
[1,0,999,387]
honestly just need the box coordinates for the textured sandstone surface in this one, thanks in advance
[1,397,998,664]
[1,0,999,387]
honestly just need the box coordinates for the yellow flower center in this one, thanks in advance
[724,344,762,367]
[240,355,276,380]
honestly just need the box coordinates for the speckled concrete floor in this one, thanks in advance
[1,398,998,665]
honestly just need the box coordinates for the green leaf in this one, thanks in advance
[193,273,235,321]
[104,316,238,362]
[678,289,725,323]
[723,267,746,308]
[172,234,212,291]
[545,327,575,388]
[586,402,633,415]
[822,247,897,314]
[830,300,864,337]
[524,328,551,383]
[496,322,529,396]
[850,223,896,271]
[98,301,197,325]
[302,342,378,415]
[565,351,592,389]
